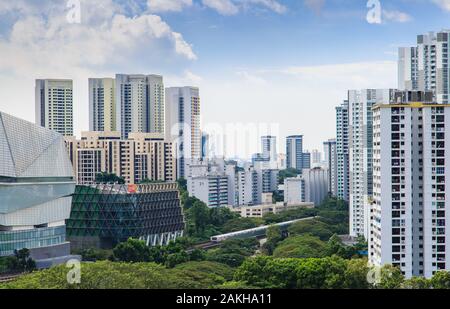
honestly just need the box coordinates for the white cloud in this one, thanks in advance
[382,10,412,23]
[432,0,450,11]
[202,0,239,15]
[244,0,287,14]
[202,0,286,15]
[0,9,197,77]
[148,0,193,13]
[0,0,197,137]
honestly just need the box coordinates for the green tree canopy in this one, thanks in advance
[95,172,125,184]
[112,238,151,262]
[272,235,327,259]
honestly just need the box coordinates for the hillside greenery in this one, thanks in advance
[4,194,449,289]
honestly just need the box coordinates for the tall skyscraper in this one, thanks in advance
[261,136,277,162]
[35,79,73,136]
[115,74,165,139]
[398,47,418,91]
[89,78,116,132]
[370,90,449,278]
[336,100,350,202]
[348,89,395,238]
[310,149,322,167]
[286,135,303,170]
[417,31,450,104]
[165,87,201,179]
[324,139,337,197]
[302,151,311,170]
[399,30,450,103]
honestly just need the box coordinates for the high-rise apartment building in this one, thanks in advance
[35,79,73,136]
[115,74,165,139]
[261,136,278,162]
[311,149,322,168]
[89,78,116,132]
[348,89,395,238]
[302,167,329,206]
[399,30,450,103]
[417,31,450,104]
[398,47,418,91]
[165,87,201,179]
[284,167,328,207]
[235,163,262,206]
[286,135,303,170]
[284,177,304,206]
[65,131,175,185]
[186,158,234,208]
[302,151,311,170]
[370,90,450,278]
[336,100,350,202]
[324,139,338,197]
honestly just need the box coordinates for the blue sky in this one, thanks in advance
[0,0,450,158]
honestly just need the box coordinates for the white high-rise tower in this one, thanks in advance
[370,90,450,278]
[165,86,201,179]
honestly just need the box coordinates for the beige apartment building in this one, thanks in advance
[228,202,314,218]
[65,131,176,185]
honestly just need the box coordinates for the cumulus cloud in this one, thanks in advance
[432,0,450,11]
[0,0,197,77]
[148,0,193,13]
[0,0,197,137]
[202,0,239,15]
[202,0,286,15]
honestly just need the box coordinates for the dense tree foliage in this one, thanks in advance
[234,255,360,289]
[0,261,234,289]
[95,172,125,184]
[205,239,258,267]
[112,238,152,262]
[273,235,327,259]
[288,219,334,241]
[0,249,36,275]
[278,168,301,185]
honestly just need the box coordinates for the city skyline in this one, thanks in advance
[2,1,450,155]
[4,1,450,289]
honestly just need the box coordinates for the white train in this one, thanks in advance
[210,217,318,243]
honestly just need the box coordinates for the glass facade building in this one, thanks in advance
[67,183,185,249]
[0,111,75,262]
[0,226,66,256]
